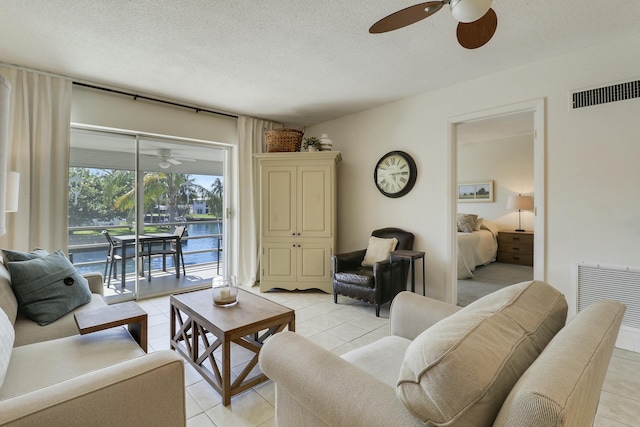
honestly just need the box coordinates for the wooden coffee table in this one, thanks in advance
[170,288,295,406]
[74,301,148,352]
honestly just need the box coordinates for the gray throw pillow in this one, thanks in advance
[7,250,92,326]
[2,248,50,261]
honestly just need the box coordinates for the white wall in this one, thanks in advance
[71,85,237,144]
[307,34,640,335]
[457,135,534,231]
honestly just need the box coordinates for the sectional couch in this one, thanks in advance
[0,256,186,426]
[260,280,626,427]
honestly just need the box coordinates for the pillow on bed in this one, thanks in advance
[474,218,483,231]
[480,220,501,237]
[457,213,478,233]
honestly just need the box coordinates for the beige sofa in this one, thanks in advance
[0,260,186,426]
[260,280,625,427]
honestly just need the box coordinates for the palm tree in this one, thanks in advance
[211,178,223,218]
[115,172,210,224]
[178,178,209,218]
[114,173,162,223]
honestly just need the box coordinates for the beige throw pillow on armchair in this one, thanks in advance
[361,236,398,267]
[396,281,568,427]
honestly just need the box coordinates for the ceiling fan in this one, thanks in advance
[369,0,497,49]
[157,148,196,169]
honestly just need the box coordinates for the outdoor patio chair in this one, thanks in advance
[146,225,186,277]
[101,230,147,288]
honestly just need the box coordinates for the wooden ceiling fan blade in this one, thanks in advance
[369,1,444,34]
[456,8,497,49]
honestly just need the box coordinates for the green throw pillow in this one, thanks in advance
[7,250,91,326]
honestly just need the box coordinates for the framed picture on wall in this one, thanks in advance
[458,180,494,202]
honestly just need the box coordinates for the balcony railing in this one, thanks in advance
[68,220,223,276]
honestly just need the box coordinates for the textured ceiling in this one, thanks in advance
[1,1,640,126]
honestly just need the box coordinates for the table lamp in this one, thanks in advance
[507,194,533,232]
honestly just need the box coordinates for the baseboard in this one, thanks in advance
[616,325,640,353]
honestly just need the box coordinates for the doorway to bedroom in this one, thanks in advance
[450,100,545,306]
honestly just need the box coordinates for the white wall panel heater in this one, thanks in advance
[577,263,640,329]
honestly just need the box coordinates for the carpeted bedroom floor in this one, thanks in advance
[457,262,534,307]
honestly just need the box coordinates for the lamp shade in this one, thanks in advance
[450,0,492,23]
[5,171,19,212]
[507,195,533,211]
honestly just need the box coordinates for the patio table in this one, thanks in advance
[111,234,181,289]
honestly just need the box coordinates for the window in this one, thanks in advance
[68,127,227,301]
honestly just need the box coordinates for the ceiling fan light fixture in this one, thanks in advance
[450,0,491,23]
[159,160,171,169]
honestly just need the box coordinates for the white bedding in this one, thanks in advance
[457,229,498,279]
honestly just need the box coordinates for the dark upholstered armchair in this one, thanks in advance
[332,228,415,316]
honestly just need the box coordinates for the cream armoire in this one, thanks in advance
[255,152,341,293]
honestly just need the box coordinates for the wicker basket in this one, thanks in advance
[265,128,304,152]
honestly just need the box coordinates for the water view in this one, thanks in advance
[69,221,222,276]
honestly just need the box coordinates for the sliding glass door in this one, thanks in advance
[68,126,228,302]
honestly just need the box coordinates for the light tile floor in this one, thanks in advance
[136,287,640,427]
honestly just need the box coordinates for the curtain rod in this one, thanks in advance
[2,61,240,120]
[72,81,238,119]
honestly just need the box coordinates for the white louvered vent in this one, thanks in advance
[577,263,640,329]
[571,79,640,109]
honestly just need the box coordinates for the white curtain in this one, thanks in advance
[0,75,10,235]
[0,65,72,252]
[236,116,278,287]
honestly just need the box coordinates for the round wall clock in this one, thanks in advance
[374,150,418,198]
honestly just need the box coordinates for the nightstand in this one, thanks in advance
[497,231,534,266]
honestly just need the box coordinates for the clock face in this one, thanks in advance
[374,151,417,198]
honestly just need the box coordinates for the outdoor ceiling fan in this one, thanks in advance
[157,148,196,169]
[369,0,497,49]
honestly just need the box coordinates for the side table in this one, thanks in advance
[74,301,148,352]
[390,250,426,296]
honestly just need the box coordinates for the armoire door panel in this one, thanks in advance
[298,244,331,282]
[262,243,296,282]
[298,166,331,237]
[263,167,295,237]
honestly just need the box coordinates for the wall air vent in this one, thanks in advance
[578,263,640,329]
[571,79,640,109]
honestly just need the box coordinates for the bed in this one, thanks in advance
[457,218,500,279]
